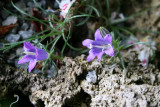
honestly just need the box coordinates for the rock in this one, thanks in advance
[86,70,97,83]
[18,29,33,40]
[7,53,17,63]
[0,52,160,107]
[16,48,24,56]
[27,1,35,7]
[45,65,57,78]
[14,58,28,69]
[2,16,18,26]
[21,23,29,30]
[5,34,20,43]
[53,1,59,9]
[15,1,26,12]
[40,0,46,8]
[27,0,45,8]
[32,69,41,74]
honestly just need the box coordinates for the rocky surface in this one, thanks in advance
[0,50,160,107]
[1,0,160,107]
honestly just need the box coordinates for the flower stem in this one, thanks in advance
[117,52,127,74]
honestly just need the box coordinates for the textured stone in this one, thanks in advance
[2,16,18,26]
[86,70,97,83]
[0,50,160,107]
[18,29,34,40]
[5,34,20,43]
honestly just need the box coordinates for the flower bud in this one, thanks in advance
[99,27,110,37]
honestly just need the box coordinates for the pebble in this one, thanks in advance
[27,1,35,7]
[15,1,26,12]
[5,34,20,43]
[15,58,28,69]
[46,65,57,78]
[86,70,97,83]
[2,16,18,26]
[18,29,33,40]
[27,0,46,8]
[21,23,29,30]
[16,48,24,56]
[53,1,59,9]
[40,0,46,8]
[7,53,17,63]
[32,69,41,74]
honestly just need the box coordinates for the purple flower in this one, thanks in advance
[82,29,114,62]
[18,42,48,72]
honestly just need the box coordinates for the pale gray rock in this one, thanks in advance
[18,29,33,40]
[16,48,24,56]
[27,1,35,7]
[46,65,57,78]
[14,58,28,69]
[86,70,97,83]
[5,34,20,43]
[21,23,29,30]
[2,16,18,26]
[15,1,26,11]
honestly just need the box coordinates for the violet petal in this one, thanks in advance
[28,59,37,72]
[95,29,103,41]
[92,40,105,46]
[105,46,114,56]
[18,55,35,64]
[97,52,104,61]
[82,39,93,48]
[23,42,35,52]
[87,50,96,62]
[94,29,103,40]
[36,48,48,60]
[91,47,102,55]
[104,34,112,44]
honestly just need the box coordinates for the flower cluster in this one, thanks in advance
[82,29,114,62]
[18,42,48,72]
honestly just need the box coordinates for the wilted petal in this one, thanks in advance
[28,59,37,72]
[95,29,103,41]
[23,42,35,52]
[36,48,48,60]
[82,39,93,48]
[138,50,149,67]
[18,55,35,64]
[87,50,96,62]
[104,34,112,44]
[105,45,114,56]
[97,52,104,61]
